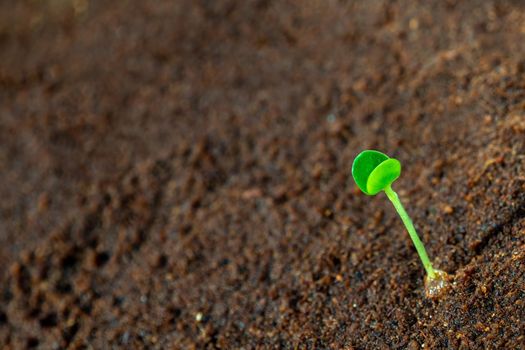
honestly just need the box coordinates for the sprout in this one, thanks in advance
[352,150,449,297]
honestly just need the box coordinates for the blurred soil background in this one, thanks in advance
[0,0,524,348]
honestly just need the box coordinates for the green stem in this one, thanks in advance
[384,185,436,279]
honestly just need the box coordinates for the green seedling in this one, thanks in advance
[352,150,449,297]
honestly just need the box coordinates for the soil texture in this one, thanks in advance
[1,0,525,349]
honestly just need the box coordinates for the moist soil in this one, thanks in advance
[1,1,525,349]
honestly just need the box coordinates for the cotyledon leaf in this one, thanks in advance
[351,150,391,195]
[366,158,401,195]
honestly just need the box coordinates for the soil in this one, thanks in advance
[1,0,525,349]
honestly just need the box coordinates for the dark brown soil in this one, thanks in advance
[1,1,525,349]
